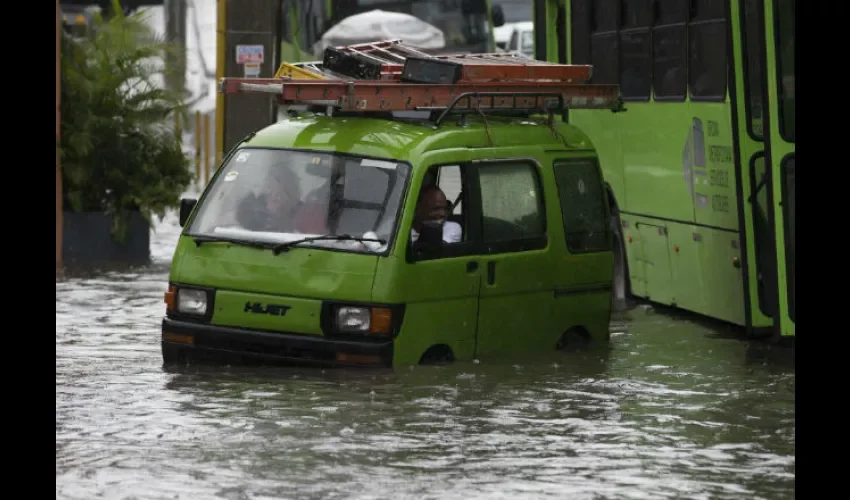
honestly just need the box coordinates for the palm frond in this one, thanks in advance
[59,4,192,237]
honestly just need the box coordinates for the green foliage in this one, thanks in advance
[59,0,193,241]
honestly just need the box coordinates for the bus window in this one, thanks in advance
[688,0,727,100]
[621,0,652,28]
[620,0,652,100]
[590,0,619,84]
[592,0,619,32]
[653,1,687,100]
[691,0,726,21]
[742,0,766,140]
[591,34,619,84]
[656,0,688,24]
[776,0,795,142]
[570,0,592,65]
[620,32,651,99]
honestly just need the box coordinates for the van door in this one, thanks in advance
[391,164,481,365]
[470,158,555,358]
[550,157,614,343]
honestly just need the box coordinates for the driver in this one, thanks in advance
[411,185,462,244]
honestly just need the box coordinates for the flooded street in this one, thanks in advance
[56,203,795,500]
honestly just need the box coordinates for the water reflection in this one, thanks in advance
[56,209,794,500]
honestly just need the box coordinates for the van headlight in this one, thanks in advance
[177,288,208,315]
[332,305,394,336]
[335,306,371,332]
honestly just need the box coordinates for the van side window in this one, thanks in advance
[408,164,471,262]
[438,165,463,215]
[434,164,465,243]
[553,159,611,253]
[478,161,546,243]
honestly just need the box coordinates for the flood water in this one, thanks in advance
[56,204,795,500]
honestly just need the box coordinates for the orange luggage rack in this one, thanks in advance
[219,39,624,124]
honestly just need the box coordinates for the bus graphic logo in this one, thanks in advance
[683,117,708,208]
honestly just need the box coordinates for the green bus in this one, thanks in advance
[279,0,506,62]
[532,0,794,340]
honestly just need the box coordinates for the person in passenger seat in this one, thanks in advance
[236,167,327,234]
[411,185,462,244]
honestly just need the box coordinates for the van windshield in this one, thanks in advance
[186,148,411,254]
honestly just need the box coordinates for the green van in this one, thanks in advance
[162,111,615,368]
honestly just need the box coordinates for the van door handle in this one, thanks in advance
[487,261,496,285]
[466,261,478,273]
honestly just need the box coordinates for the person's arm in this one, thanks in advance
[443,221,462,243]
[294,202,328,234]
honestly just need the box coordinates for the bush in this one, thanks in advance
[59,0,192,240]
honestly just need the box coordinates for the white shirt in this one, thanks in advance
[410,221,462,244]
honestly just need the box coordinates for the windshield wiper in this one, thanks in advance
[271,234,386,255]
[191,235,274,249]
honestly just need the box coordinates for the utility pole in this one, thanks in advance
[216,0,281,164]
[56,0,63,273]
[164,0,187,97]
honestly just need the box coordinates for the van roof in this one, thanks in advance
[239,114,596,164]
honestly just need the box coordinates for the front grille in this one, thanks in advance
[198,334,337,362]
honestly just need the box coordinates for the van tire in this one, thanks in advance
[608,189,632,312]
[555,327,591,351]
[419,345,455,365]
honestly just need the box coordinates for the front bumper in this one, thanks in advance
[161,317,393,367]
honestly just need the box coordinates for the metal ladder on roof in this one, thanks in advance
[230,39,623,124]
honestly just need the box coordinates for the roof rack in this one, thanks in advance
[221,39,625,125]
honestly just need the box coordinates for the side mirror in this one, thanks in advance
[179,198,198,227]
[491,5,505,27]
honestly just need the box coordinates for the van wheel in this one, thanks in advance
[555,327,591,351]
[419,345,455,365]
[610,206,632,312]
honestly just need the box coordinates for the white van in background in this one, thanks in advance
[494,20,534,58]
[504,20,534,57]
